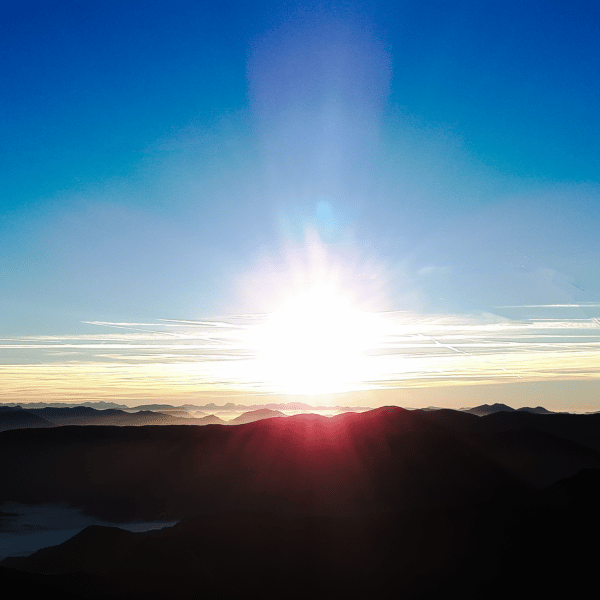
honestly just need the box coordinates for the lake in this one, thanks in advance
[0,502,177,559]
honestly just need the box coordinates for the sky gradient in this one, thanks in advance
[2,1,599,410]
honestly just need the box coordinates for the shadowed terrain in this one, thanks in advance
[2,471,599,599]
[1,407,599,597]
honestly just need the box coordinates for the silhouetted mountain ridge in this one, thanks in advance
[22,406,224,427]
[463,403,515,416]
[2,407,600,598]
[227,408,286,424]
[2,407,600,524]
[0,406,53,432]
[517,406,554,414]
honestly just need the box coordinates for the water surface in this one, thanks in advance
[0,502,177,559]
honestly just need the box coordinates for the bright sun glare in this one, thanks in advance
[253,285,381,395]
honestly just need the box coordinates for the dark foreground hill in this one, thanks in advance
[2,469,600,599]
[2,407,600,521]
[0,408,519,520]
[1,407,600,597]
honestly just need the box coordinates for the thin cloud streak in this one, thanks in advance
[0,312,599,404]
[495,303,600,308]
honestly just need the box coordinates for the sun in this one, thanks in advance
[252,285,380,395]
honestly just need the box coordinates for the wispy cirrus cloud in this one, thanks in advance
[1,312,599,404]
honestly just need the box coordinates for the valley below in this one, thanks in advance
[1,405,599,598]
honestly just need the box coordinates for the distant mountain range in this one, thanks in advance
[461,403,555,416]
[0,405,226,431]
[0,406,53,431]
[0,401,571,433]
[0,400,368,412]
[227,408,286,425]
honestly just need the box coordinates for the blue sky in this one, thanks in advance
[1,1,599,407]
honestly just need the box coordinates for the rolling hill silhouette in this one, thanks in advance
[227,408,286,424]
[1,406,599,598]
[2,407,600,520]
[2,468,599,599]
[23,406,222,427]
[0,406,53,432]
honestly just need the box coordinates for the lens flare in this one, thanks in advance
[252,285,383,395]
